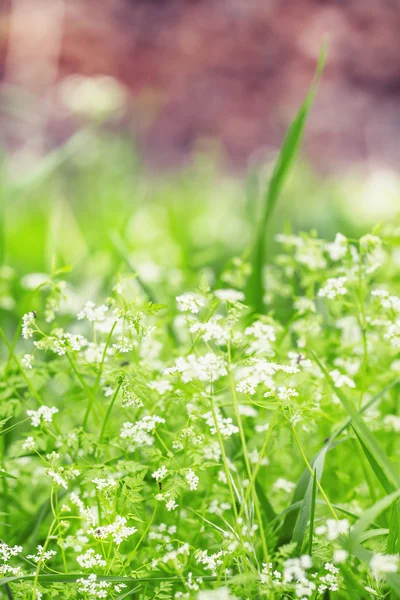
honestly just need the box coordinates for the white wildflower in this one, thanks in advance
[152,466,168,481]
[76,548,106,569]
[27,405,58,428]
[186,469,199,490]
[330,369,356,389]
[22,436,36,451]
[77,301,108,322]
[318,277,348,299]
[21,353,34,369]
[90,516,137,544]
[176,293,205,314]
[27,545,56,563]
[189,319,229,346]
[22,311,36,339]
[214,289,245,303]
[370,553,399,579]
[333,549,348,564]
[326,233,348,261]
[273,478,295,494]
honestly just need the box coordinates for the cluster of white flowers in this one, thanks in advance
[152,466,168,481]
[189,318,229,346]
[202,408,239,437]
[33,330,87,356]
[176,293,205,314]
[370,553,399,579]
[236,359,298,396]
[0,543,22,561]
[70,493,97,526]
[22,311,36,339]
[165,353,228,383]
[47,467,79,490]
[148,380,173,395]
[214,289,245,303]
[318,277,348,299]
[195,549,226,575]
[329,369,356,389]
[120,415,166,445]
[326,233,348,261]
[315,518,350,541]
[273,478,295,494]
[360,234,385,273]
[92,477,117,493]
[77,301,109,322]
[76,548,106,569]
[21,353,34,369]
[385,321,400,348]
[245,320,276,355]
[22,436,36,451]
[27,545,57,564]
[27,405,58,428]
[318,563,340,594]
[155,493,179,511]
[90,516,137,544]
[77,573,126,598]
[383,414,400,432]
[185,468,199,490]
[372,289,400,312]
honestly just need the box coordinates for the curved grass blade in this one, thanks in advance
[354,430,394,494]
[246,44,326,312]
[279,378,400,546]
[279,443,330,544]
[311,351,400,490]
[292,460,319,555]
[307,467,317,555]
[348,489,400,548]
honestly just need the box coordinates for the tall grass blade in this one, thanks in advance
[246,44,326,312]
[354,430,394,494]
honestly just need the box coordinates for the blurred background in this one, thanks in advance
[1,0,400,300]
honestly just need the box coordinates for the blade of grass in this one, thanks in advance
[279,377,400,545]
[348,489,400,548]
[354,430,394,494]
[246,44,326,312]
[311,351,400,490]
[0,573,219,587]
[308,467,317,555]
[387,501,400,553]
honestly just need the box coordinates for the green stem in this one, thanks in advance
[97,380,123,446]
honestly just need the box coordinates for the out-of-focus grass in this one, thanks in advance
[1,125,400,339]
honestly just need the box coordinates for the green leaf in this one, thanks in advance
[280,443,329,545]
[0,470,17,480]
[255,479,276,523]
[308,468,317,556]
[354,430,394,494]
[292,459,322,554]
[311,351,400,490]
[246,44,326,312]
[348,489,400,548]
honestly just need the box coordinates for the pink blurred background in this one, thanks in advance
[1,0,400,171]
